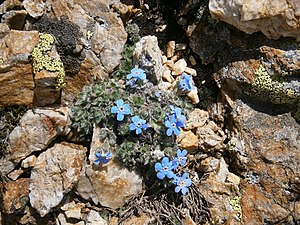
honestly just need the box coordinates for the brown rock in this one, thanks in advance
[241,183,288,224]
[0,30,39,106]
[0,178,30,214]
[22,0,45,18]
[7,107,71,163]
[177,130,199,153]
[29,142,87,217]
[185,108,209,130]
[122,214,154,225]
[166,41,175,58]
[209,0,300,40]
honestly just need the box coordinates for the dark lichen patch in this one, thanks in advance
[0,105,27,159]
[32,15,82,75]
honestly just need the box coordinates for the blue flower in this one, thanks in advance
[164,114,185,136]
[169,105,186,123]
[154,157,174,180]
[179,73,193,91]
[172,149,188,169]
[95,152,112,164]
[129,115,148,134]
[127,66,146,80]
[111,99,131,121]
[174,172,192,195]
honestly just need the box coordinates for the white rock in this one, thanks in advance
[21,155,37,168]
[209,0,300,40]
[22,0,45,18]
[29,142,87,217]
[184,67,197,76]
[172,59,187,75]
[86,210,107,225]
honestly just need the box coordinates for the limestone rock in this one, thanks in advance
[0,178,30,214]
[177,130,199,153]
[185,109,209,130]
[61,201,85,220]
[172,59,187,76]
[7,107,71,163]
[22,0,45,18]
[21,155,37,168]
[86,210,108,225]
[197,121,226,153]
[50,0,127,73]
[133,36,164,84]
[0,30,39,106]
[77,164,143,209]
[29,142,87,217]
[209,0,300,40]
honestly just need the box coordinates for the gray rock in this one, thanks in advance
[133,36,164,84]
[209,0,300,40]
[29,142,87,217]
[7,107,71,164]
[86,210,107,225]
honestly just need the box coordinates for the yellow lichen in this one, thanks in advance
[229,196,242,221]
[31,33,65,89]
[86,30,93,40]
[251,65,298,105]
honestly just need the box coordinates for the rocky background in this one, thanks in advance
[0,0,300,224]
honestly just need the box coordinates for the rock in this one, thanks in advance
[21,155,37,168]
[50,0,127,73]
[162,69,175,83]
[121,214,154,225]
[0,0,22,14]
[29,142,87,217]
[0,158,14,177]
[186,88,200,104]
[198,157,220,173]
[133,36,164,84]
[241,183,289,224]
[197,121,226,153]
[177,130,199,153]
[1,10,27,30]
[0,178,30,214]
[227,172,241,186]
[185,109,209,130]
[86,210,108,225]
[0,30,39,106]
[209,0,300,40]
[61,201,85,220]
[7,107,71,163]
[22,0,45,18]
[295,201,300,221]
[7,168,24,180]
[184,67,197,76]
[31,33,64,106]
[166,41,175,58]
[172,59,187,76]
[0,23,10,38]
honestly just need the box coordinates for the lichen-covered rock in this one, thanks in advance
[209,0,300,40]
[133,35,164,84]
[0,178,30,214]
[29,142,87,217]
[0,30,39,106]
[7,107,71,163]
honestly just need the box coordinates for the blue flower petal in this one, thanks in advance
[181,149,187,156]
[155,162,162,171]
[182,172,189,179]
[174,127,181,136]
[116,99,124,107]
[157,172,165,180]
[136,127,142,134]
[181,187,188,195]
[175,186,181,193]
[111,106,118,113]
[166,170,174,179]
[166,128,173,136]
[117,113,124,121]
[129,123,136,131]
[132,115,139,123]
[164,120,172,128]
[185,178,192,187]
[162,157,169,165]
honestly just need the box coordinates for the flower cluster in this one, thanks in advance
[164,106,186,136]
[178,73,194,92]
[154,149,192,194]
[111,99,131,121]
